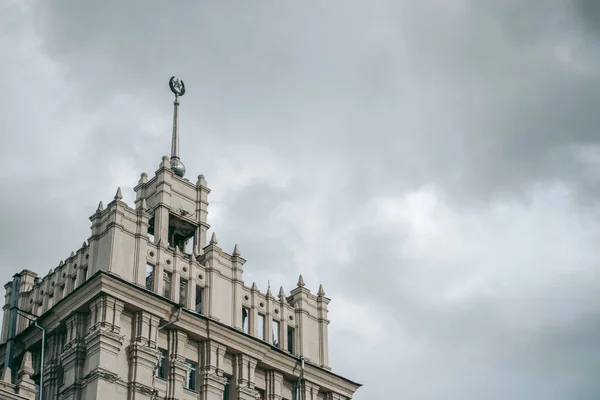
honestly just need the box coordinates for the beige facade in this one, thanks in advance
[0,155,361,399]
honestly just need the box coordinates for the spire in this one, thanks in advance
[233,244,240,257]
[318,284,325,297]
[168,76,186,178]
[297,274,305,287]
[114,187,123,201]
[210,232,218,245]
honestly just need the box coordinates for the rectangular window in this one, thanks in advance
[222,376,231,400]
[242,307,249,334]
[61,284,66,299]
[185,360,197,391]
[83,267,89,281]
[287,327,295,353]
[156,349,167,379]
[272,320,280,347]
[195,286,203,314]
[145,263,154,291]
[57,364,64,386]
[257,314,265,341]
[256,389,265,399]
[163,271,172,299]
[180,279,188,306]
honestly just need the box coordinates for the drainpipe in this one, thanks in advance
[33,320,46,400]
[295,356,305,400]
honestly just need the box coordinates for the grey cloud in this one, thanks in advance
[2,1,600,399]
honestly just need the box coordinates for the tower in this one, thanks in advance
[0,78,361,400]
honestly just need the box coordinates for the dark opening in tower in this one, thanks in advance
[168,213,195,253]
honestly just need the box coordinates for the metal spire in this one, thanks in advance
[169,76,186,177]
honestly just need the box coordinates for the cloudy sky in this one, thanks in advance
[2,1,600,398]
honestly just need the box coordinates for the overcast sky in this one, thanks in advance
[2,1,600,398]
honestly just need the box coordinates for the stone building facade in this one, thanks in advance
[0,153,361,399]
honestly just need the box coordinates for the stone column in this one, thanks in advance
[127,311,161,399]
[43,334,60,399]
[299,381,320,400]
[233,354,258,400]
[265,370,283,400]
[60,313,88,400]
[199,340,227,400]
[165,329,188,400]
[85,296,125,399]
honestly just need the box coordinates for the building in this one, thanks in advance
[0,78,361,400]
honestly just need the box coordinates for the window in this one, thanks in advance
[195,286,203,314]
[222,376,231,400]
[83,267,89,281]
[156,349,167,379]
[180,279,188,306]
[257,314,265,341]
[163,271,172,299]
[61,284,66,299]
[57,364,64,386]
[256,389,265,399]
[242,308,249,334]
[287,327,295,353]
[145,263,154,291]
[185,360,197,391]
[272,320,280,347]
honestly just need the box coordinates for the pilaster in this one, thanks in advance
[265,370,283,400]
[299,381,320,400]
[60,313,87,400]
[127,310,161,399]
[199,340,227,400]
[233,353,258,400]
[165,329,188,400]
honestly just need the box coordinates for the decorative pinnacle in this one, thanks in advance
[297,274,305,287]
[140,198,148,210]
[233,244,240,257]
[139,172,148,184]
[82,240,87,248]
[114,187,123,201]
[70,251,75,257]
[266,286,273,298]
[58,260,64,266]
[278,286,285,299]
[169,76,186,178]
[318,284,325,297]
[251,282,258,291]
[97,201,104,212]
[210,232,218,245]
